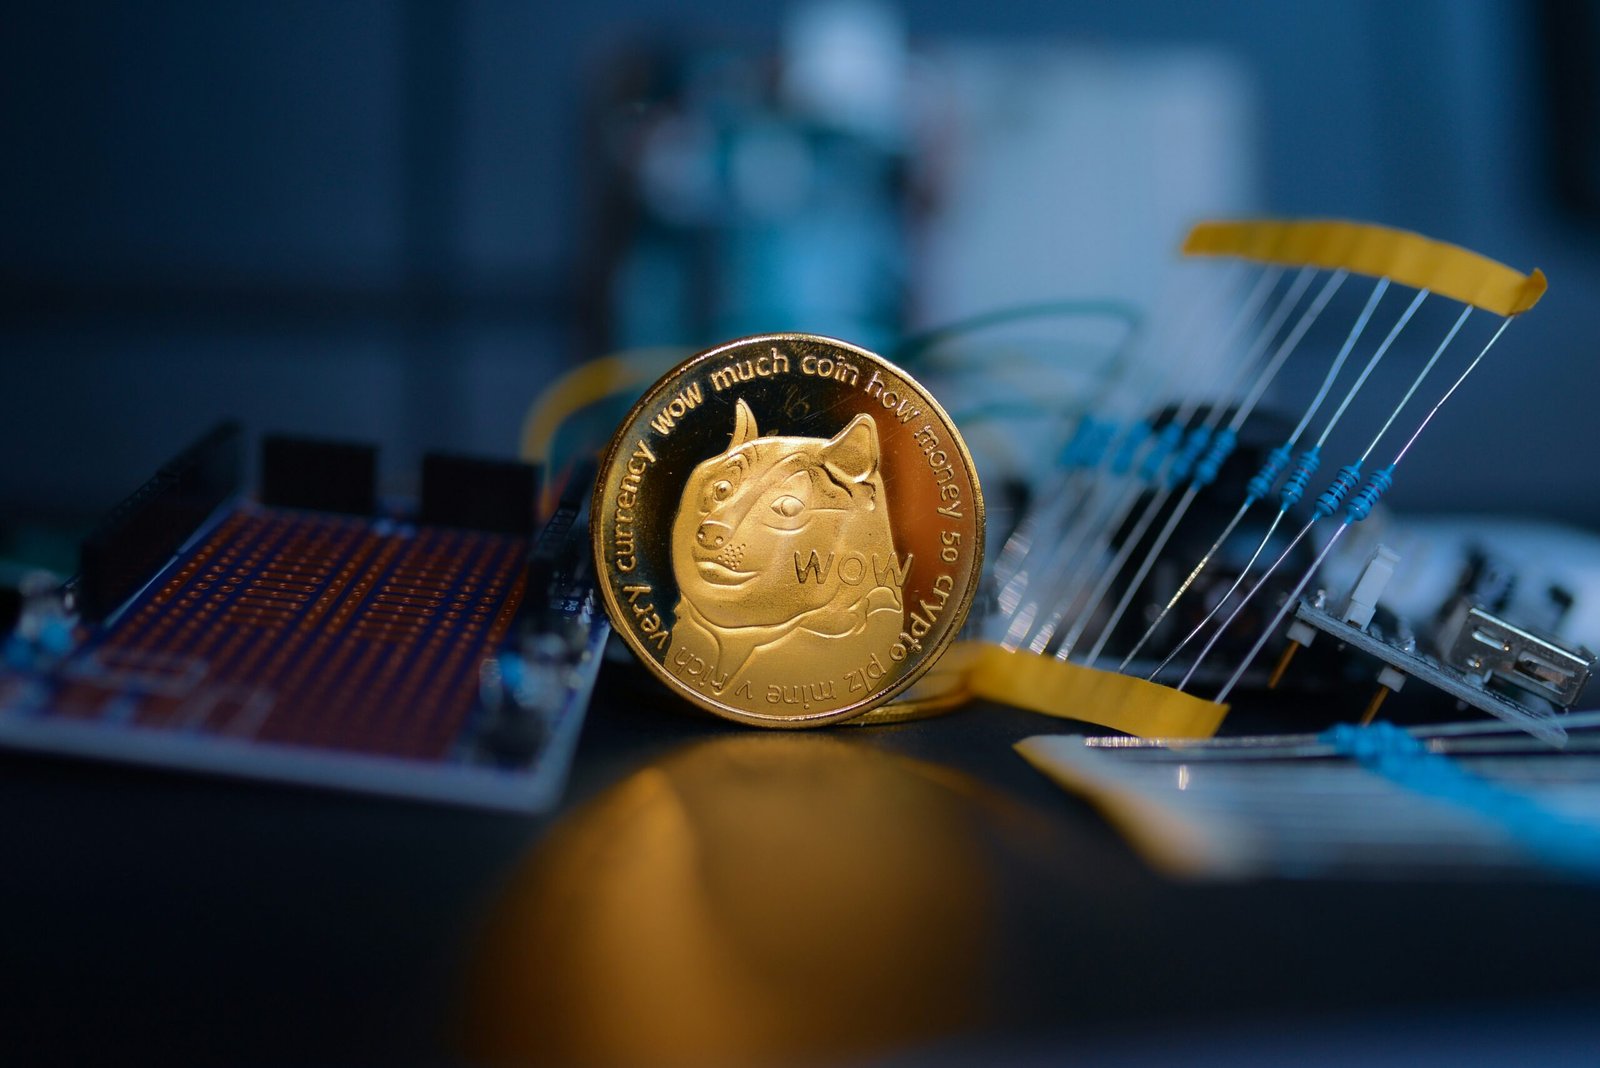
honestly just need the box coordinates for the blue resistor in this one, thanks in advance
[3,635,30,672]
[497,650,526,692]
[1278,446,1322,511]
[1056,417,1105,468]
[1314,463,1363,519]
[1192,427,1237,487]
[1247,443,1293,502]
[1168,426,1213,486]
[1110,421,1153,475]
[1321,721,1421,761]
[1056,418,1095,468]
[1139,422,1185,481]
[1323,721,1600,879]
[1346,464,1395,523]
[38,619,74,658]
[1086,419,1119,468]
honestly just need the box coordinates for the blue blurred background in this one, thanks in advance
[3,0,1597,535]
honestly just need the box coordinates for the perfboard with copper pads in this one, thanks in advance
[0,424,605,811]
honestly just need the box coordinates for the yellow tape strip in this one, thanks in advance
[962,641,1227,739]
[1183,219,1547,317]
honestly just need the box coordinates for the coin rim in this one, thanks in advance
[590,333,985,728]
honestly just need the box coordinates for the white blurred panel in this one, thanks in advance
[911,45,1259,323]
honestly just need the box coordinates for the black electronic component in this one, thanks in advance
[524,461,596,612]
[0,584,21,635]
[475,466,603,769]
[259,434,377,516]
[419,452,540,536]
[161,420,243,522]
[477,703,548,766]
[78,474,180,620]
[77,421,243,620]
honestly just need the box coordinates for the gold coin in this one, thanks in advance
[592,334,985,728]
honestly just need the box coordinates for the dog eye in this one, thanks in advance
[712,479,733,502]
[771,495,803,518]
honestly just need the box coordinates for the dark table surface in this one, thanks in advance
[5,655,1600,1066]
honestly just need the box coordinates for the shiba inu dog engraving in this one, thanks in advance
[594,335,984,727]
[667,400,907,697]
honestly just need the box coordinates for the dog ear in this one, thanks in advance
[823,414,880,487]
[730,398,759,449]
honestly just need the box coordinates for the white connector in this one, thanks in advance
[1343,544,1400,631]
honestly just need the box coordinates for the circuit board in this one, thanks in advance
[0,425,606,811]
[1291,596,1569,746]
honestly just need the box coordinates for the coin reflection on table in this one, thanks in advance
[461,735,995,1067]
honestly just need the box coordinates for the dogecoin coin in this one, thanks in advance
[592,334,984,727]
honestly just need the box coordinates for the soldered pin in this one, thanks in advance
[1360,668,1407,725]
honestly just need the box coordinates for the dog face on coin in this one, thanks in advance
[668,399,907,687]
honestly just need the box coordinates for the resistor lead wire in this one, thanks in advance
[1043,481,1189,656]
[1289,277,1392,445]
[992,336,1187,617]
[1058,267,1323,661]
[989,263,1251,632]
[1083,269,1347,666]
[1050,265,1286,557]
[1389,316,1510,468]
[1144,505,1287,680]
[1146,297,1466,677]
[1120,275,1387,671]
[1352,304,1473,465]
[1212,520,1349,702]
[1175,513,1320,691]
[989,310,1162,592]
[999,267,1284,650]
[1159,287,1431,684]
[1020,269,1299,654]
[1228,270,1349,437]
[1313,288,1429,449]
[1208,315,1514,704]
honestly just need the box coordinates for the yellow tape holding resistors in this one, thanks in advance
[1183,219,1546,316]
[962,641,1228,739]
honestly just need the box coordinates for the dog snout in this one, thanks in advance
[696,519,732,550]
